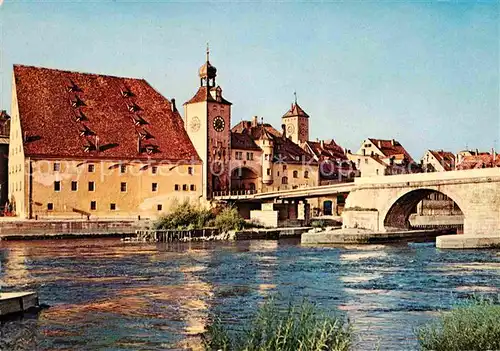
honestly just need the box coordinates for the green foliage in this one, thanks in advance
[203,299,352,351]
[311,220,326,229]
[214,207,246,232]
[153,200,214,230]
[417,296,500,351]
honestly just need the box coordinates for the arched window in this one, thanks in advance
[249,183,256,190]
[304,171,309,178]
[293,170,298,178]
[282,177,288,185]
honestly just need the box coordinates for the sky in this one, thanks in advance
[0,0,498,159]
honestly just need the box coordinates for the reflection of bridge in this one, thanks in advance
[220,168,500,237]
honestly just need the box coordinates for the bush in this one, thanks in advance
[417,296,500,351]
[214,207,245,232]
[154,200,214,230]
[311,220,326,229]
[202,299,352,351]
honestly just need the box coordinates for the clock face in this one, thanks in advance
[190,116,200,132]
[287,124,295,134]
[213,116,225,132]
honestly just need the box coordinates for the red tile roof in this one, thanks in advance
[282,102,309,118]
[273,136,316,164]
[428,150,456,171]
[305,139,347,161]
[231,121,281,139]
[368,138,415,163]
[456,153,500,170]
[184,86,232,105]
[231,132,261,150]
[14,65,200,162]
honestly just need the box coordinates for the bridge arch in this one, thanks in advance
[381,187,466,231]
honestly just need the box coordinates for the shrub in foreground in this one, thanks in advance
[154,201,214,230]
[417,297,500,351]
[213,207,246,232]
[202,299,352,351]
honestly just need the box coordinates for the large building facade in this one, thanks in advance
[9,65,202,219]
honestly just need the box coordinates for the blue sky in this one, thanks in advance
[0,0,498,159]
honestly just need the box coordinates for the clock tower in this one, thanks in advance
[281,93,309,145]
[184,48,232,199]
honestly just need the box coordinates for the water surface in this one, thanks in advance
[0,238,498,350]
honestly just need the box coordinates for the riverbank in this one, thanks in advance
[0,219,138,240]
[301,227,454,244]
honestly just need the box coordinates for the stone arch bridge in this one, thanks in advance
[343,168,500,236]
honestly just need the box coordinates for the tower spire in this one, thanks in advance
[206,42,210,62]
[294,91,297,104]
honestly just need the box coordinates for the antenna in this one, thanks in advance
[206,42,210,62]
[294,91,297,104]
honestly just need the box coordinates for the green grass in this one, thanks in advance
[416,296,500,351]
[202,299,352,351]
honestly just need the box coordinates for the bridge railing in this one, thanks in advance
[213,189,258,197]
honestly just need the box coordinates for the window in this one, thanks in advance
[247,152,253,161]
[174,184,180,191]
[88,164,95,172]
[120,164,126,174]
[47,203,53,211]
[304,171,309,178]
[283,165,287,171]
[54,181,61,192]
[365,159,369,164]
[282,177,288,185]
[157,204,163,211]
[267,168,271,176]
[182,184,188,191]
[53,163,60,172]
[121,182,127,192]
[188,167,193,175]
[110,203,116,211]
[71,181,78,191]
[88,181,95,191]
[190,184,196,191]
[152,166,158,174]
[90,201,96,210]
[293,170,298,178]
[152,183,158,192]
[376,169,379,175]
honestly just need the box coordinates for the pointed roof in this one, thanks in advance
[282,102,309,118]
[13,64,200,162]
[427,150,456,171]
[184,86,232,105]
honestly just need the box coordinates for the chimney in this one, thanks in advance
[246,121,252,129]
[378,140,382,149]
[320,140,324,149]
[391,139,396,146]
[476,148,479,155]
[171,98,177,112]
[252,116,258,127]
[281,124,286,138]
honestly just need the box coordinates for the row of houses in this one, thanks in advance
[0,54,497,219]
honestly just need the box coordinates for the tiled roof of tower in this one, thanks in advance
[231,132,261,150]
[282,102,309,118]
[13,65,200,162]
[231,121,281,139]
[368,138,415,163]
[429,150,456,171]
[184,86,232,105]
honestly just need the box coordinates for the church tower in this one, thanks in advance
[281,93,309,145]
[184,47,232,198]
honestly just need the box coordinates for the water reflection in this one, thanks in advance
[0,239,498,350]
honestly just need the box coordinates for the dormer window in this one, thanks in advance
[75,110,87,122]
[120,87,134,98]
[138,129,153,140]
[126,102,141,112]
[70,96,86,108]
[83,141,96,152]
[145,145,158,154]
[130,115,147,126]
[79,125,94,137]
[67,80,82,93]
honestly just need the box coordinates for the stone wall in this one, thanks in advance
[342,210,379,231]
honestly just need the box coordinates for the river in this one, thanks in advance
[0,238,498,350]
